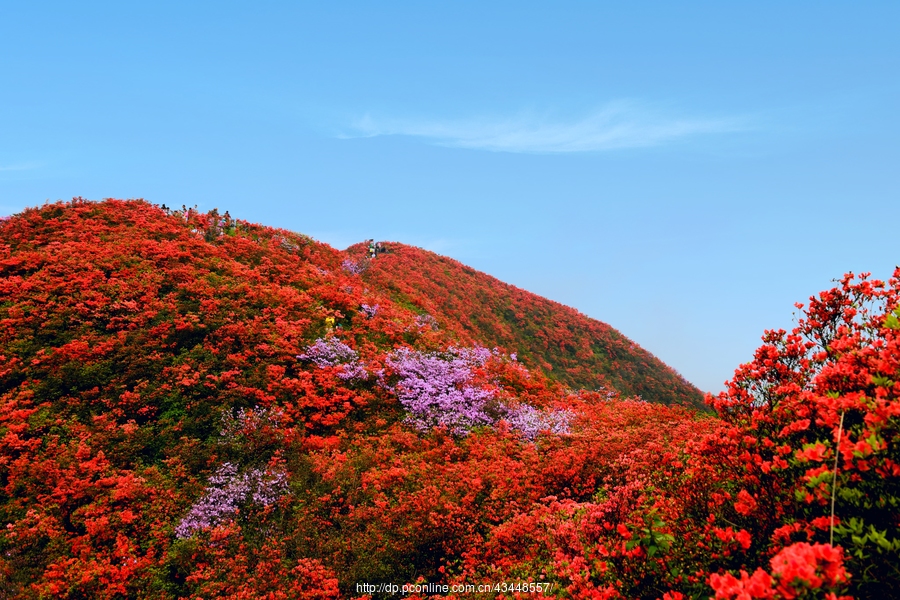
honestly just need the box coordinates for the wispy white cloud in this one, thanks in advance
[343,102,748,153]
[0,162,41,172]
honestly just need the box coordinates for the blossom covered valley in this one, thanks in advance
[0,199,898,599]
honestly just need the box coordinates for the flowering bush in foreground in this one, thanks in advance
[705,271,900,597]
[454,271,898,599]
[710,542,850,599]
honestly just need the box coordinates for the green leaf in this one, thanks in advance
[885,312,900,330]
[872,374,894,387]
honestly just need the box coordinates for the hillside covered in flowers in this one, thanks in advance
[347,242,702,408]
[0,199,898,599]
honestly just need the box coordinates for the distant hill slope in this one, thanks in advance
[353,242,704,407]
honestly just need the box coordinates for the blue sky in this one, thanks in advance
[2,2,898,392]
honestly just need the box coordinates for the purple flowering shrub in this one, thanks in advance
[176,406,292,538]
[298,338,368,382]
[341,258,368,274]
[385,346,571,440]
[414,313,439,331]
[298,337,358,367]
[385,346,499,435]
[360,303,378,318]
[502,403,572,441]
[175,463,288,539]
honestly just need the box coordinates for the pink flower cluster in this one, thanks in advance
[502,403,572,441]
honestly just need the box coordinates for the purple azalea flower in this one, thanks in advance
[175,463,288,539]
[299,338,368,382]
[298,338,358,367]
[503,404,572,442]
[341,258,367,274]
[385,346,495,435]
[414,314,439,331]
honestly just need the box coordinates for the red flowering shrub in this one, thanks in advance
[170,523,340,599]
[703,271,900,599]
[710,542,850,599]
